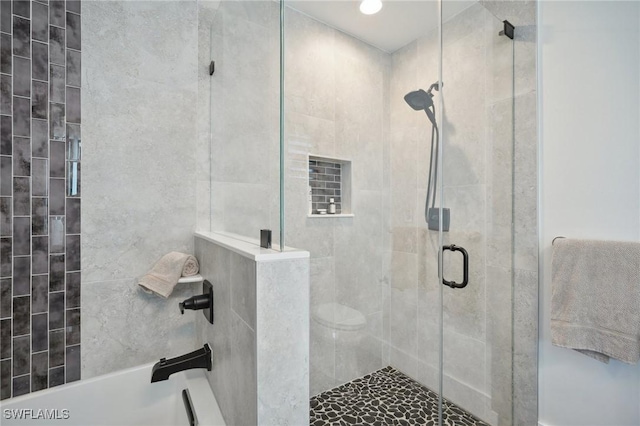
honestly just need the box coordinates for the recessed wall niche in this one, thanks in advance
[308,155,352,217]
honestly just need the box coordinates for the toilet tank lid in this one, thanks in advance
[312,302,367,331]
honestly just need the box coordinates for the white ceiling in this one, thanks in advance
[285,0,477,53]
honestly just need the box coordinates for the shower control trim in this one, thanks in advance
[179,280,214,324]
[440,245,469,289]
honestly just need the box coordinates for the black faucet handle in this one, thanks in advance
[177,281,214,324]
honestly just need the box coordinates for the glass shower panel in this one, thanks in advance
[282,0,515,424]
[439,3,515,424]
[208,1,282,245]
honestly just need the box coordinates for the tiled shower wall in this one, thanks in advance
[0,0,81,399]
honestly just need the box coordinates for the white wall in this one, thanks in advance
[539,2,640,425]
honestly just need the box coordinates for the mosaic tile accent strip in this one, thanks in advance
[309,159,342,214]
[310,367,491,426]
[0,0,81,400]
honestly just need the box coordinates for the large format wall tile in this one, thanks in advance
[81,279,197,378]
[195,235,309,426]
[81,0,199,377]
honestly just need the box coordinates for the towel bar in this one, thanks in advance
[552,236,566,245]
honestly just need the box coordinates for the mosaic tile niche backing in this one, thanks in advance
[0,0,82,399]
[309,158,342,214]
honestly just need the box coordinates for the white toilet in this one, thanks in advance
[312,302,367,383]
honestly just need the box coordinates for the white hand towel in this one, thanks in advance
[138,252,200,298]
[551,238,640,364]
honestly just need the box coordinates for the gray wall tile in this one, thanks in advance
[0,278,10,318]
[230,253,256,330]
[13,1,30,19]
[66,198,80,234]
[49,178,64,215]
[48,329,64,367]
[12,335,30,375]
[66,50,80,87]
[66,13,80,50]
[12,57,30,97]
[49,365,64,387]
[31,119,47,158]
[32,81,48,119]
[1,33,11,74]
[31,275,48,314]
[12,16,30,58]
[0,318,11,358]
[12,374,29,397]
[12,256,30,295]
[0,1,11,33]
[67,2,81,14]
[1,75,11,114]
[49,102,64,140]
[0,197,10,236]
[65,345,80,382]
[31,2,48,43]
[0,360,11,399]
[49,65,64,104]
[12,137,30,176]
[66,87,80,123]
[65,308,79,345]
[31,313,47,352]
[1,116,11,155]
[13,177,30,215]
[32,42,48,81]
[65,272,79,308]
[13,97,30,137]
[0,157,11,195]
[49,0,65,28]
[49,141,64,177]
[31,236,48,274]
[49,254,64,291]
[31,351,48,391]
[12,296,29,336]
[31,159,47,196]
[12,217,29,256]
[0,238,11,277]
[49,26,64,65]
[65,235,79,271]
[31,198,48,236]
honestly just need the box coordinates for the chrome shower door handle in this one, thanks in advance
[441,245,469,289]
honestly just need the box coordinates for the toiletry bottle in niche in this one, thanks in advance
[329,198,336,214]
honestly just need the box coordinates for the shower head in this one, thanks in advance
[403,82,443,112]
[404,82,442,126]
[404,89,433,112]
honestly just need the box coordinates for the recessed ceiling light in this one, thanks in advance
[360,0,382,15]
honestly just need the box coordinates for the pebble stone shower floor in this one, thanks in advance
[310,366,491,426]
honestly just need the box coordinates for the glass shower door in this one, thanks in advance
[436,3,515,424]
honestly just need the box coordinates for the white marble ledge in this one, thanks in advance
[194,231,309,262]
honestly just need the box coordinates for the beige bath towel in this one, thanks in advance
[551,238,640,364]
[138,252,200,298]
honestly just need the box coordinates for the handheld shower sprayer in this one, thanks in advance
[403,81,449,231]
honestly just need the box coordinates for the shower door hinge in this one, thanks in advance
[499,20,515,40]
[209,61,215,76]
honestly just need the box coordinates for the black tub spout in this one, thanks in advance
[151,344,212,383]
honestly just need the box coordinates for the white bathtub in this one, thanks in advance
[0,363,226,426]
